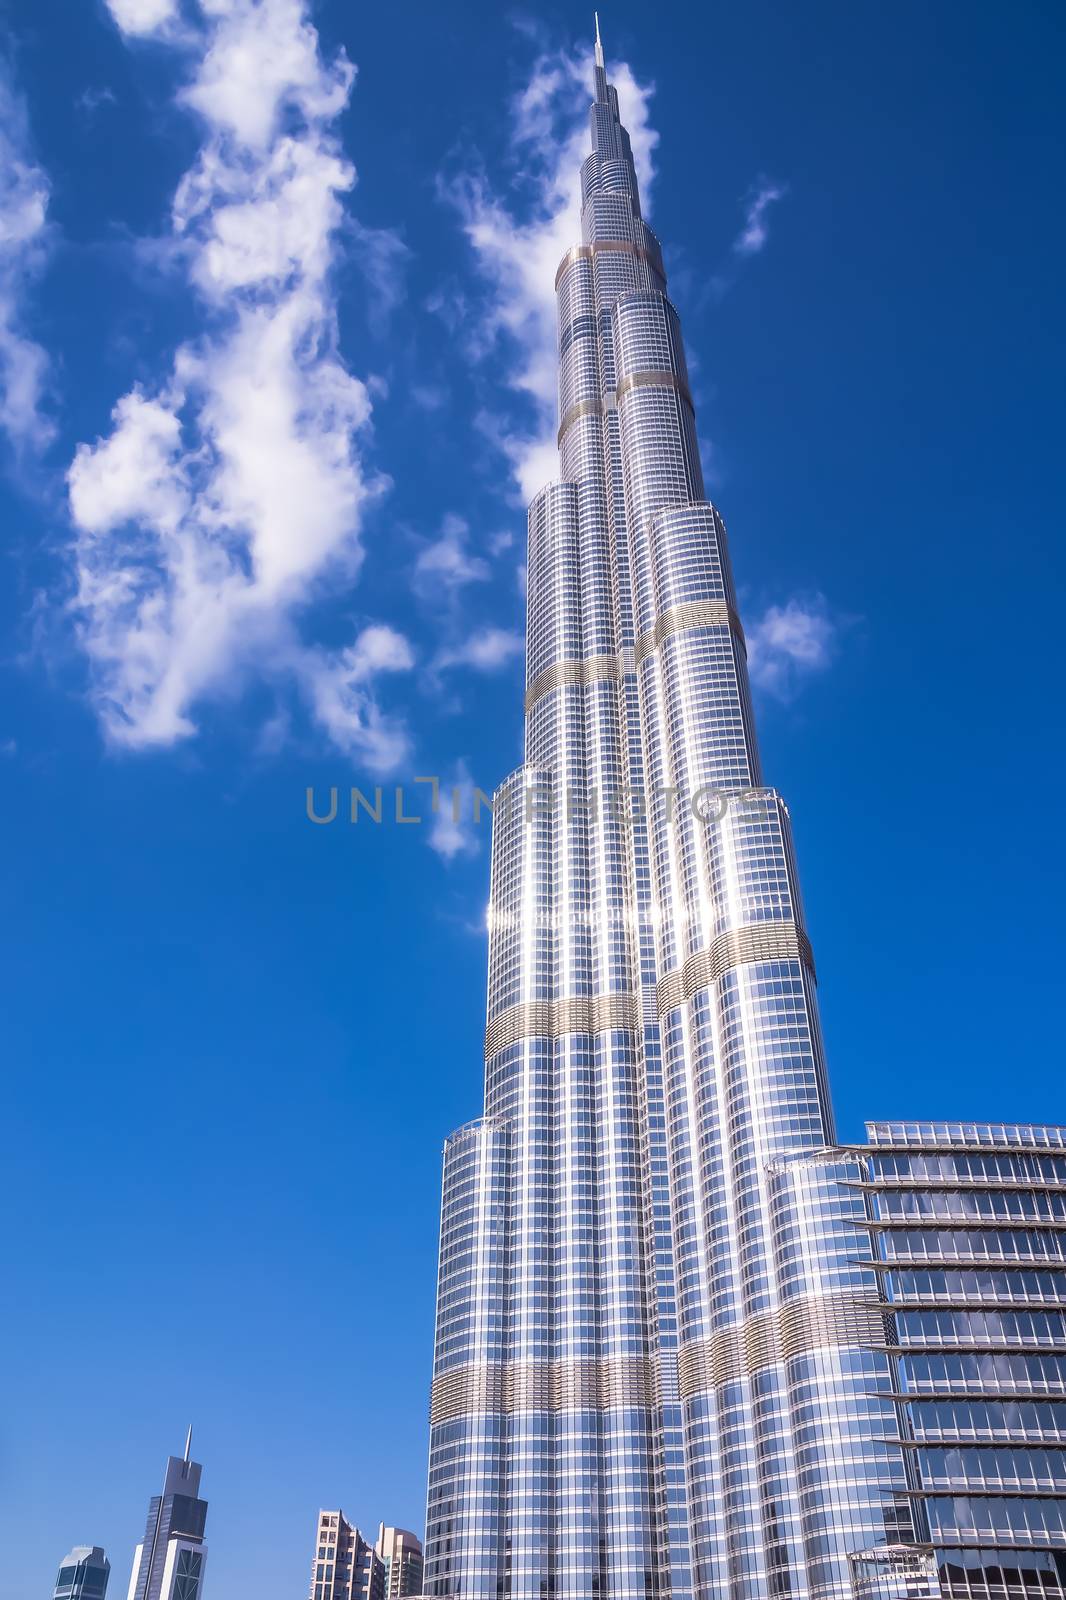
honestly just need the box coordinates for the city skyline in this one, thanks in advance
[1,1,1063,1597]
[44,1459,420,1600]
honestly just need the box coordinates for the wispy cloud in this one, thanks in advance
[348,216,410,323]
[428,759,483,862]
[410,381,448,412]
[70,0,412,770]
[0,62,53,452]
[442,38,657,502]
[734,181,786,256]
[76,86,119,117]
[746,594,839,701]
[437,625,524,674]
[299,623,414,769]
[414,513,490,599]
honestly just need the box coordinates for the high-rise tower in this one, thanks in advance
[425,26,1063,1600]
[126,1436,207,1600]
[309,1512,385,1600]
[54,1547,110,1600]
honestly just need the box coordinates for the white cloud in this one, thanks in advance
[70,0,409,765]
[746,594,838,701]
[428,760,483,862]
[445,40,657,502]
[344,621,414,679]
[734,181,786,256]
[414,513,490,597]
[0,65,52,450]
[179,2,352,148]
[105,0,180,36]
[298,626,413,772]
[438,626,524,674]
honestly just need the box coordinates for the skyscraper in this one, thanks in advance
[309,1512,385,1600]
[375,1527,424,1598]
[424,23,1064,1600]
[54,1548,110,1600]
[126,1435,207,1600]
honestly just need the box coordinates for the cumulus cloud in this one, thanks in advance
[0,63,53,451]
[105,0,180,37]
[443,39,657,502]
[746,594,838,701]
[734,181,786,256]
[437,625,524,674]
[71,0,411,768]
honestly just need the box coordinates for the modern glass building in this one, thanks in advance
[769,1122,1066,1599]
[424,25,1064,1600]
[856,1122,1066,1597]
[54,1547,110,1600]
[126,1437,207,1600]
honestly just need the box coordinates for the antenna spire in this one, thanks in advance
[594,12,604,69]
[183,1425,193,1464]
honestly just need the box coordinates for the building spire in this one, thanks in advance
[594,12,604,68]
[183,1425,193,1464]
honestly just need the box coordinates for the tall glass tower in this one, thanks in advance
[126,1436,208,1600]
[425,27,1063,1600]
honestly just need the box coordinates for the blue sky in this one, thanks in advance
[1,0,1064,1594]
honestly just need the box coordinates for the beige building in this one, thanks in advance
[373,1528,422,1600]
[309,1512,383,1600]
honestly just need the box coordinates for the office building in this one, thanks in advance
[375,1527,423,1599]
[847,1121,1065,1597]
[309,1511,384,1600]
[54,1548,110,1600]
[126,1434,207,1600]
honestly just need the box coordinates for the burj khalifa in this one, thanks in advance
[424,24,1065,1600]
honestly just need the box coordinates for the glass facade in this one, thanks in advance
[860,1122,1066,1599]
[127,1449,208,1600]
[54,1547,110,1600]
[424,27,1063,1600]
